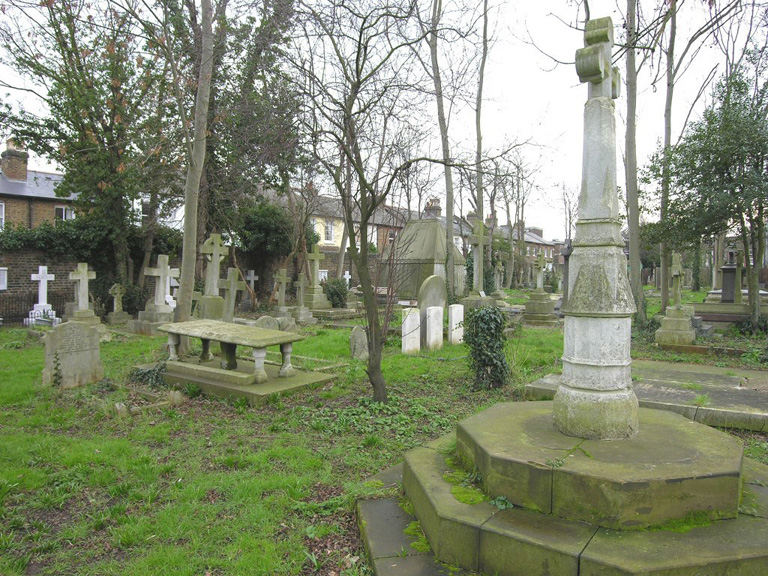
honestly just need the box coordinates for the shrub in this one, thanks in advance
[464,306,509,390]
[734,315,768,336]
[323,277,348,308]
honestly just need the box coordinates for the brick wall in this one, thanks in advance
[0,197,75,229]
[0,248,77,300]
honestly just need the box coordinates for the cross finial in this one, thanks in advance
[575,17,620,100]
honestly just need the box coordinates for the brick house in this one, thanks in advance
[0,141,72,230]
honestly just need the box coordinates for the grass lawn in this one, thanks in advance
[1,308,765,575]
[0,323,561,575]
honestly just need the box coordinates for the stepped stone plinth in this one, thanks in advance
[522,292,558,326]
[655,304,696,345]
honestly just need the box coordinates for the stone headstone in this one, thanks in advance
[401,307,420,355]
[469,221,488,294]
[425,306,443,351]
[218,267,247,323]
[671,252,683,308]
[350,325,369,361]
[277,316,299,333]
[305,246,332,310]
[534,252,546,292]
[42,322,103,388]
[201,233,229,296]
[107,283,132,324]
[418,275,446,348]
[69,262,96,313]
[292,272,315,324]
[254,315,279,331]
[245,269,258,291]
[448,304,464,345]
[343,270,352,287]
[274,268,291,316]
[554,16,638,440]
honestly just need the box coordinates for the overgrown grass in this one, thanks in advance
[0,318,762,575]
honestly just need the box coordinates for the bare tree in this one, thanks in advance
[294,0,428,402]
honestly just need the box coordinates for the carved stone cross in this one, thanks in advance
[671,252,683,308]
[31,266,55,306]
[201,233,229,296]
[275,268,290,308]
[219,267,247,322]
[294,272,308,308]
[109,283,124,313]
[69,262,96,311]
[534,252,547,292]
[245,269,258,291]
[306,245,325,288]
[469,221,488,293]
[145,254,180,307]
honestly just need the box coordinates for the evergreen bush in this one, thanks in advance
[323,278,348,308]
[464,306,509,390]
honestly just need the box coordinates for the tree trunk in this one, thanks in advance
[626,0,646,323]
[428,0,456,296]
[177,0,214,326]
[138,191,159,289]
[474,0,489,225]
[660,0,677,314]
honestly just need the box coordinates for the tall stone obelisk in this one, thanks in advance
[553,17,638,440]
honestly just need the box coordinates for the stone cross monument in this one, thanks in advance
[69,262,96,313]
[671,252,683,308]
[218,267,247,322]
[534,252,546,292]
[304,246,331,310]
[554,16,638,440]
[275,268,290,309]
[294,272,307,309]
[201,234,229,296]
[145,255,180,310]
[469,221,487,294]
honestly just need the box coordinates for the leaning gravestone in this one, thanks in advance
[350,325,369,361]
[417,275,446,348]
[254,315,280,331]
[42,322,103,388]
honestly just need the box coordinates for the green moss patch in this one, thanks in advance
[404,521,431,553]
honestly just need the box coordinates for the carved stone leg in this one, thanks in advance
[167,333,180,361]
[200,338,214,362]
[252,347,268,383]
[220,342,238,370]
[278,343,295,378]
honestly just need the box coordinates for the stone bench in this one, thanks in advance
[158,319,303,385]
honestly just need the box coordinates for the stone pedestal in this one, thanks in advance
[292,306,317,325]
[305,286,331,310]
[106,310,132,324]
[128,303,173,336]
[522,292,558,326]
[655,305,696,346]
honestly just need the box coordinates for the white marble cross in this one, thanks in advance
[343,270,352,286]
[69,262,96,311]
[245,269,258,291]
[201,234,229,296]
[31,266,55,306]
[145,255,180,307]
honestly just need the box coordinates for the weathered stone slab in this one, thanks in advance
[254,315,279,331]
[42,322,103,388]
[448,304,464,345]
[402,308,420,355]
[350,325,369,361]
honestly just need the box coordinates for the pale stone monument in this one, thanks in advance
[401,308,420,355]
[129,255,179,335]
[199,233,229,319]
[523,252,558,326]
[218,267,246,323]
[350,325,369,361]
[67,262,107,337]
[655,252,696,346]
[425,306,443,351]
[26,265,60,326]
[274,268,291,317]
[42,321,103,388]
[491,259,505,300]
[304,245,332,310]
[254,315,279,330]
[292,272,315,324]
[417,275,446,348]
[448,303,464,345]
[554,17,638,439]
[107,283,132,324]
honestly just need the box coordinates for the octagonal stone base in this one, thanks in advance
[456,402,742,529]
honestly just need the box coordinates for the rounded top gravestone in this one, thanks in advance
[417,275,446,313]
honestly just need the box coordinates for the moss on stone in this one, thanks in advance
[404,520,432,553]
[442,454,488,505]
[644,511,715,533]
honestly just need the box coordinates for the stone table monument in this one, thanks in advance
[523,252,558,326]
[199,233,229,319]
[304,245,331,310]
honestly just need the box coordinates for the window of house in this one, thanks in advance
[388,230,397,243]
[324,219,334,242]
[55,205,75,222]
[0,201,4,229]
[318,269,329,283]
[0,268,7,291]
